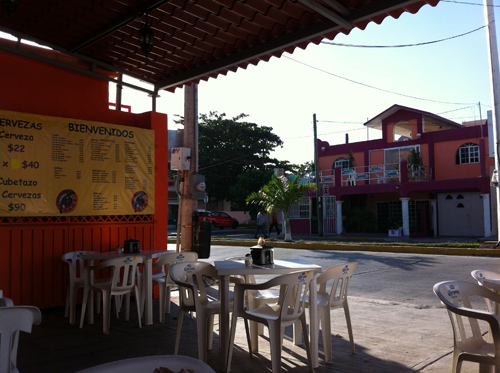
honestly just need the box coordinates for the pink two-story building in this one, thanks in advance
[290,105,496,238]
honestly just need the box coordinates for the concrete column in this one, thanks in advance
[335,200,343,235]
[482,194,492,238]
[430,199,437,237]
[400,198,410,237]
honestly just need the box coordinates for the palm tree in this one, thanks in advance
[246,174,315,242]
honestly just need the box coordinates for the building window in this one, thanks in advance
[456,143,479,164]
[290,197,310,219]
[333,157,349,169]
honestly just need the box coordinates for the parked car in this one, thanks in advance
[198,211,239,229]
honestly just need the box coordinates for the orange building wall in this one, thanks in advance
[369,149,385,167]
[434,139,484,180]
[0,50,169,307]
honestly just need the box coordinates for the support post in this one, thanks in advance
[313,114,323,237]
[400,198,410,237]
[179,84,198,252]
[116,73,122,111]
[335,200,343,235]
[430,199,437,237]
[484,0,500,244]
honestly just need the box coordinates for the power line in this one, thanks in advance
[438,105,478,115]
[441,0,500,6]
[283,56,477,106]
[283,127,365,140]
[317,120,364,124]
[321,25,486,48]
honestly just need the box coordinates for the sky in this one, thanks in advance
[2,1,498,167]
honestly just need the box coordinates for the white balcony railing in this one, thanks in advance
[320,163,429,186]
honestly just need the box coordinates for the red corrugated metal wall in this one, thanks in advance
[0,220,153,308]
[0,47,168,308]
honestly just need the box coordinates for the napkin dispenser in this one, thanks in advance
[124,237,140,253]
[250,244,274,265]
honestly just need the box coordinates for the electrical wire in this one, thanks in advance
[441,0,500,6]
[321,25,486,48]
[283,56,478,106]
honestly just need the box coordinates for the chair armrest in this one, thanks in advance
[447,304,500,329]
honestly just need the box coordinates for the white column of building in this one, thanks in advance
[430,199,438,237]
[482,194,492,238]
[400,198,410,237]
[335,200,343,235]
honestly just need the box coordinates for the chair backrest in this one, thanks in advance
[62,251,100,282]
[471,269,500,313]
[152,252,198,283]
[89,256,144,294]
[433,280,500,352]
[471,269,500,285]
[169,261,218,309]
[0,297,14,307]
[0,306,42,373]
[266,270,314,324]
[317,262,357,308]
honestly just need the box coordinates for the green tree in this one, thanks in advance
[195,112,283,203]
[246,174,315,242]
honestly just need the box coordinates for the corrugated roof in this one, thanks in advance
[0,0,439,92]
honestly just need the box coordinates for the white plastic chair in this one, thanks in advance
[225,256,279,348]
[433,280,500,373]
[61,251,100,324]
[472,269,500,315]
[472,269,500,290]
[139,251,198,323]
[0,297,14,307]
[0,305,42,373]
[227,270,315,373]
[305,262,357,363]
[169,261,226,362]
[79,255,144,334]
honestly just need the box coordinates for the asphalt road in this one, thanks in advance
[201,243,500,307]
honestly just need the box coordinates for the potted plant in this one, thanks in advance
[388,220,402,236]
[407,148,422,180]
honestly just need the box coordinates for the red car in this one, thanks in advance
[198,211,239,230]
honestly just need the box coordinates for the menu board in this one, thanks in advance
[0,110,155,216]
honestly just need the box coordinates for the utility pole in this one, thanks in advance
[179,84,198,251]
[313,114,323,237]
[484,0,500,244]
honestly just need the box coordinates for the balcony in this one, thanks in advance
[320,162,430,187]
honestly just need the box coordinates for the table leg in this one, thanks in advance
[143,257,153,325]
[220,275,230,372]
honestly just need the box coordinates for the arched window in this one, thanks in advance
[333,157,349,169]
[456,143,479,164]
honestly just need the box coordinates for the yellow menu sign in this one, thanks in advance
[0,110,155,216]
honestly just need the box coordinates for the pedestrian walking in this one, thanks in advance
[253,209,267,238]
[269,210,280,235]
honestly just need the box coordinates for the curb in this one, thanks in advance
[167,237,500,256]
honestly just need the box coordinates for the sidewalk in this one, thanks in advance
[16,293,478,373]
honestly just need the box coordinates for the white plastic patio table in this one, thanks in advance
[82,250,171,325]
[215,258,323,372]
